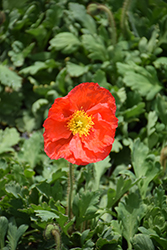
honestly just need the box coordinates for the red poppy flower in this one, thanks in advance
[43,82,118,165]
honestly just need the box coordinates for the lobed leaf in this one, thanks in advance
[0,65,22,90]
[49,32,81,54]
[0,128,20,154]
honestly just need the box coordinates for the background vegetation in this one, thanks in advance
[0,0,167,249]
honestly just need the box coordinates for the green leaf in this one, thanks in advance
[6,218,28,250]
[72,190,100,228]
[69,3,96,34]
[123,102,145,120]
[93,69,111,89]
[96,227,121,249]
[107,176,140,208]
[2,0,28,10]
[49,32,80,54]
[130,138,149,178]
[18,132,43,168]
[15,110,37,133]
[130,139,160,198]
[112,137,123,153]
[0,128,20,154]
[153,57,167,69]
[123,71,161,101]
[26,25,48,48]
[43,3,63,28]
[115,193,146,249]
[156,94,167,126]
[19,61,48,75]
[0,65,22,90]
[66,62,89,77]
[32,98,48,115]
[36,182,63,201]
[82,34,109,61]
[139,227,167,249]
[24,168,35,178]
[132,234,155,250]
[92,156,111,190]
[34,210,59,222]
[117,63,162,100]
[8,41,35,67]
[0,216,8,249]
[147,111,158,136]
[5,181,22,198]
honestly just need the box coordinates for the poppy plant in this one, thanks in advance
[43,82,118,165]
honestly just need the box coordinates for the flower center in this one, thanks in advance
[67,110,94,137]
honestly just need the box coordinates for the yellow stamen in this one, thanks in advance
[67,110,94,137]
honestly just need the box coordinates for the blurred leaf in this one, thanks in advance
[130,138,160,198]
[20,61,49,75]
[15,110,38,132]
[43,2,63,28]
[6,218,28,250]
[107,176,140,208]
[139,227,167,249]
[123,71,161,101]
[0,128,20,154]
[82,34,109,61]
[34,210,59,222]
[96,227,121,249]
[49,32,80,54]
[69,3,96,34]
[92,156,111,190]
[32,98,48,115]
[18,132,43,168]
[123,102,145,120]
[5,181,22,198]
[117,63,162,100]
[112,137,123,153]
[36,182,63,201]
[0,65,22,90]
[115,193,147,249]
[24,168,35,178]
[156,94,167,126]
[66,62,89,77]
[132,234,155,250]
[153,57,167,69]
[93,69,111,89]
[26,25,48,48]
[2,0,28,10]
[73,190,100,228]
[55,68,67,94]
[130,138,149,178]
[0,216,8,249]
[147,111,158,136]
[8,41,35,67]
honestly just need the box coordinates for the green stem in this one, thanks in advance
[120,0,132,38]
[52,229,61,250]
[67,163,73,220]
[98,4,117,45]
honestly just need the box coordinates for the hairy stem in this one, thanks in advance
[67,162,74,220]
[121,0,132,37]
[52,229,61,250]
[98,4,117,45]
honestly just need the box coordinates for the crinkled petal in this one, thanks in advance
[43,117,71,141]
[87,102,118,129]
[48,96,74,119]
[68,82,116,113]
[44,136,73,161]
[83,115,116,153]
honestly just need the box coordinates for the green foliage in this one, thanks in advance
[0,128,20,154]
[0,0,167,249]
